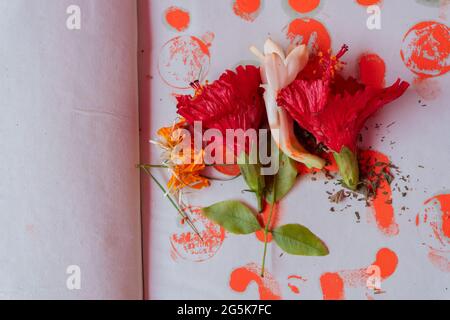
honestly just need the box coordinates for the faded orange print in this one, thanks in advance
[416,195,450,272]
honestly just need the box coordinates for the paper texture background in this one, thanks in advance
[0,0,142,299]
[144,0,450,299]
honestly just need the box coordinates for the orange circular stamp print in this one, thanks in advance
[401,21,450,79]
[170,208,225,262]
[158,35,212,89]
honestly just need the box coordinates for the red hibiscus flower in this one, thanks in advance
[277,46,409,190]
[177,65,265,135]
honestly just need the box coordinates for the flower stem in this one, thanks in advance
[140,164,169,168]
[137,164,203,240]
[256,194,263,213]
[261,179,276,278]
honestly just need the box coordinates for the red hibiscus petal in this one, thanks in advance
[177,65,265,133]
[278,77,410,153]
[357,79,410,131]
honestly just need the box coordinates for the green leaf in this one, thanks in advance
[266,148,298,204]
[202,201,262,235]
[272,224,329,256]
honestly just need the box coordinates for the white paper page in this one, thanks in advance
[145,0,450,300]
[0,0,142,299]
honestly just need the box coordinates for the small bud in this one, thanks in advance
[333,147,360,191]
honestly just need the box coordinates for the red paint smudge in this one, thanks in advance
[158,35,213,89]
[401,21,450,79]
[320,248,398,300]
[170,208,225,262]
[360,150,399,236]
[287,275,307,295]
[288,0,320,13]
[233,0,261,22]
[165,7,190,32]
[255,201,281,243]
[320,273,345,300]
[359,53,386,89]
[286,18,331,53]
[230,263,282,300]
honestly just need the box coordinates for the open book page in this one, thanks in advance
[144,0,449,299]
[0,0,142,299]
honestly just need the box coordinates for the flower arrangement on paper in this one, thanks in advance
[140,39,409,277]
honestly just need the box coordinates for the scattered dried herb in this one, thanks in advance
[329,190,347,203]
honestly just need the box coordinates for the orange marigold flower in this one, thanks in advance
[167,162,210,192]
[153,119,210,193]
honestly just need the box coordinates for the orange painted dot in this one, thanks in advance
[356,0,382,5]
[286,18,331,52]
[372,248,398,279]
[233,0,261,22]
[288,0,320,13]
[165,6,190,32]
[359,53,386,88]
[320,273,345,300]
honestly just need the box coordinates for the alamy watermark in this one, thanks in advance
[66,5,81,30]
[366,5,381,30]
[66,265,81,290]
[366,265,382,291]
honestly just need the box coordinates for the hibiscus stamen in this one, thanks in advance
[336,44,349,60]
[190,80,205,98]
[319,44,350,81]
